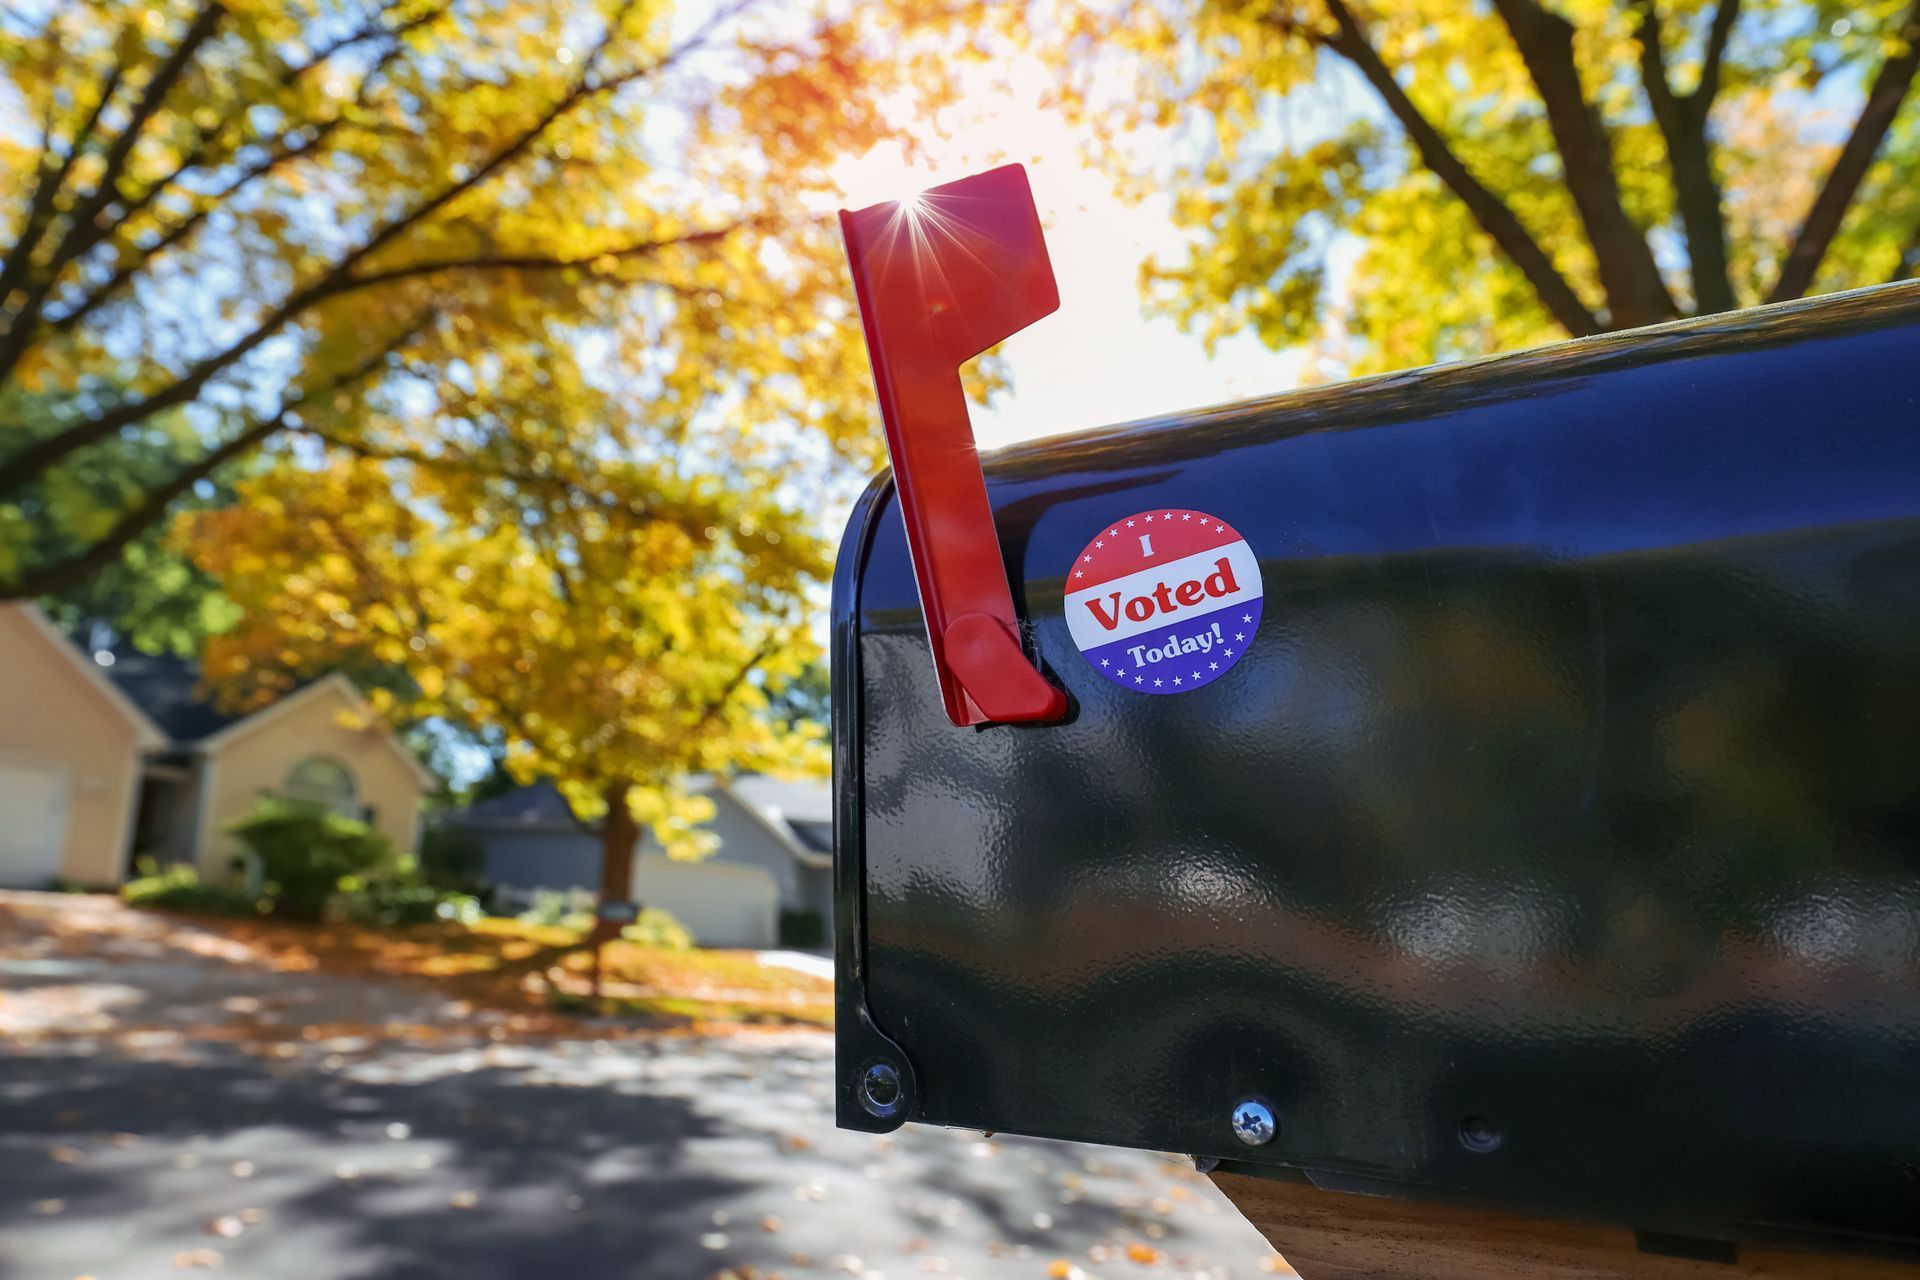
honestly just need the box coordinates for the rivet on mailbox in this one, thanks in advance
[834,165,1920,1279]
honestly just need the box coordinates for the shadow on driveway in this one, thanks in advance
[0,892,1280,1279]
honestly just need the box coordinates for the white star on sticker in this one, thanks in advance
[1094,540,1104,549]
[1242,613,1252,622]
[1109,529,1118,537]
[1145,514,1154,522]
[1075,571,1084,579]
[1235,632,1245,641]
[1209,661,1218,670]
[1191,671,1200,680]
[1083,555,1093,563]
[1126,520,1135,527]
[1215,523,1225,532]
[1135,675,1144,684]
[1100,658,1110,667]
[1153,679,1163,687]
[1173,677,1183,685]
[1224,648,1234,656]
[1181,513,1191,521]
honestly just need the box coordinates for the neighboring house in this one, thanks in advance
[0,603,432,889]
[449,775,832,949]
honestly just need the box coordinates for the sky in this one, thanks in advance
[828,54,1317,452]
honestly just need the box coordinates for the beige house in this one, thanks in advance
[0,603,432,889]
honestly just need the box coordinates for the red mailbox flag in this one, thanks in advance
[839,165,1069,727]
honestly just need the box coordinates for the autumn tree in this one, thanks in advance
[1026,0,1920,372]
[0,0,969,922]
[0,0,921,600]
[185,444,830,930]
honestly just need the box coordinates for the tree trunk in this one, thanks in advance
[595,780,638,945]
[1490,0,1675,328]
[1769,0,1920,302]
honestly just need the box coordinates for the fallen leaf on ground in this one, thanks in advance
[1125,1242,1163,1264]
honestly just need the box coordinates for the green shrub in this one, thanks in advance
[778,909,826,948]
[418,825,488,895]
[338,878,482,927]
[121,860,264,917]
[621,907,693,951]
[516,888,596,931]
[44,877,98,894]
[228,798,392,921]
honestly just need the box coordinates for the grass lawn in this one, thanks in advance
[169,911,832,1032]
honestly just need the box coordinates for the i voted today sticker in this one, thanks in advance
[1064,508,1263,695]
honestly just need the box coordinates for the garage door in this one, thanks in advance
[634,855,777,948]
[0,762,68,888]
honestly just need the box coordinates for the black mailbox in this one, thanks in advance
[833,167,1920,1276]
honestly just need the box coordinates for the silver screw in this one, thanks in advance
[859,1061,903,1119]
[1231,1099,1276,1146]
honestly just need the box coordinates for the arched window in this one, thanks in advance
[283,757,358,817]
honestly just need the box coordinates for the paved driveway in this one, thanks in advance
[0,893,1283,1279]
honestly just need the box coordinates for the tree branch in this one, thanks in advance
[1311,0,1602,336]
[1491,0,1675,326]
[0,5,707,501]
[53,3,227,265]
[9,5,423,371]
[46,122,344,337]
[283,0,448,82]
[0,315,424,602]
[0,53,127,323]
[298,428,627,506]
[1892,219,1920,283]
[0,4,226,377]
[336,223,755,292]
[1,414,283,602]
[1698,0,1741,104]
[1633,0,1737,313]
[1769,0,1920,302]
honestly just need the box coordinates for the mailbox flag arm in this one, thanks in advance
[839,165,1069,727]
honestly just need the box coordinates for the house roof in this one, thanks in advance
[100,647,244,743]
[451,774,833,866]
[11,605,167,750]
[708,774,833,869]
[724,774,831,823]
[456,780,580,830]
[196,673,439,788]
[92,638,435,788]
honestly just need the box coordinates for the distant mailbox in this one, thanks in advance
[833,166,1920,1277]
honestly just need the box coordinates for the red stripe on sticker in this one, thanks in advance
[1066,509,1246,591]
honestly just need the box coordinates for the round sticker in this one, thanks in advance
[1064,508,1263,695]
